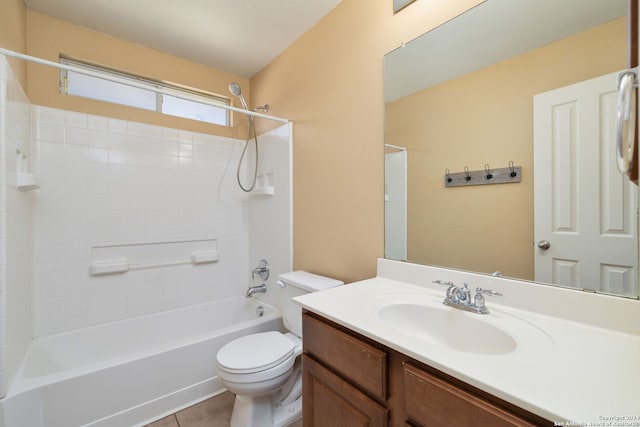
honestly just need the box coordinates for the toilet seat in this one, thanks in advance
[217,331,295,375]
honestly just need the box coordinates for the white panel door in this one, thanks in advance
[384,150,407,261]
[534,71,638,296]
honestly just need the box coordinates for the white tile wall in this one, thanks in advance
[31,106,292,338]
[0,56,33,397]
[32,107,237,335]
[248,123,293,309]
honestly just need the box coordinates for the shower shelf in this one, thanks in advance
[88,239,219,276]
[251,173,275,196]
[17,173,41,191]
[252,186,275,196]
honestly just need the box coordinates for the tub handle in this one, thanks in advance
[252,259,270,280]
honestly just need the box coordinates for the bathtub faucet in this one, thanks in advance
[252,259,270,280]
[246,283,267,297]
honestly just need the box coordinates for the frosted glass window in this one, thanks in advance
[163,94,228,125]
[60,58,230,126]
[66,70,158,111]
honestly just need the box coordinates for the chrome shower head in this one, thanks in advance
[228,82,248,110]
[228,82,242,97]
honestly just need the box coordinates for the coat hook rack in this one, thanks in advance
[444,162,522,188]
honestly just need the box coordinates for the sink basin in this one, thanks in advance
[378,302,517,355]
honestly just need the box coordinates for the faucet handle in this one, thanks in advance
[475,287,503,297]
[252,259,270,280]
[474,287,502,312]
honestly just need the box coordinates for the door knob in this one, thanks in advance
[537,240,551,250]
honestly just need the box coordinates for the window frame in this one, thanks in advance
[59,57,231,126]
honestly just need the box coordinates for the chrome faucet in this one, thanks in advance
[435,280,502,314]
[252,259,269,281]
[246,283,267,297]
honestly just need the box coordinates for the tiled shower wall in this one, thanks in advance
[247,123,293,310]
[31,106,291,337]
[31,106,249,336]
[0,57,33,397]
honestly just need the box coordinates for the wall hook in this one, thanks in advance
[484,164,493,180]
[444,164,521,188]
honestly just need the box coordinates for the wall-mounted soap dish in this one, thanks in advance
[252,186,275,196]
[16,148,41,191]
[251,173,275,196]
[17,173,41,191]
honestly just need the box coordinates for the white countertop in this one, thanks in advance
[293,259,640,424]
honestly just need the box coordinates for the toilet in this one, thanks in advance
[216,271,343,427]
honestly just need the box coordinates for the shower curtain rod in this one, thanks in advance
[385,143,406,151]
[0,47,289,124]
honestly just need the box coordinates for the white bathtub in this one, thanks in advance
[0,297,282,427]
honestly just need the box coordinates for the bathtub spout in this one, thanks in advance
[246,283,267,297]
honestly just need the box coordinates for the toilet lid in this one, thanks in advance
[217,331,295,374]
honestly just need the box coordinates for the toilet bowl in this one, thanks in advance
[216,271,343,427]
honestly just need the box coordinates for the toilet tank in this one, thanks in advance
[278,271,343,337]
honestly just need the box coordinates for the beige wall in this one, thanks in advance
[25,10,250,138]
[0,0,27,86]
[251,0,482,282]
[386,18,626,280]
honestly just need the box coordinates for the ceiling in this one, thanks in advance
[23,0,343,78]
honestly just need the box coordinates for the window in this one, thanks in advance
[59,58,230,126]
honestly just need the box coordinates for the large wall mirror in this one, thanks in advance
[384,0,640,299]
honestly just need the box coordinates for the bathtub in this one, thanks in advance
[0,297,282,427]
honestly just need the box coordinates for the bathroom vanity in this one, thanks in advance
[302,311,549,426]
[294,259,640,426]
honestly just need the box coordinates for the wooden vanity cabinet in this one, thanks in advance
[302,312,389,426]
[302,311,552,427]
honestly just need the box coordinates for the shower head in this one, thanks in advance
[228,82,242,97]
[228,82,249,110]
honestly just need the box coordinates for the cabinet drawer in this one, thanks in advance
[403,363,541,427]
[303,313,388,400]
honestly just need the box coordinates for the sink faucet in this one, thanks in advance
[246,283,267,297]
[436,281,502,314]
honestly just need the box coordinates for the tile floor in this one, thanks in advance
[144,391,303,427]
[145,392,234,427]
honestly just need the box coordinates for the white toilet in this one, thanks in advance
[216,271,343,427]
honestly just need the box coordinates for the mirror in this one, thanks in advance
[384,0,640,298]
[393,0,416,14]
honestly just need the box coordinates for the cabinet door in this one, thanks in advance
[403,363,542,427]
[303,354,389,427]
